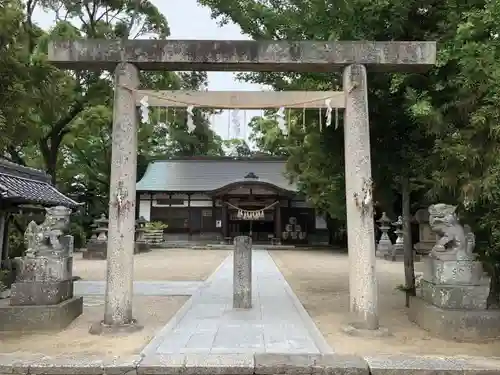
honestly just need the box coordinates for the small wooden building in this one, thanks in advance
[136,157,329,245]
[0,159,79,265]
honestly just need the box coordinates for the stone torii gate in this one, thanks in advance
[49,39,436,333]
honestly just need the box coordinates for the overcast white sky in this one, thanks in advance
[33,0,265,142]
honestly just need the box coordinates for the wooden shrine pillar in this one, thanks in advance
[0,212,8,264]
[275,201,281,240]
[187,194,192,238]
[222,198,229,238]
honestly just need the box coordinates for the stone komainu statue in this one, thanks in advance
[428,203,475,261]
[24,206,72,258]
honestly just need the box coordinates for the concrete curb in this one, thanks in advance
[1,353,500,375]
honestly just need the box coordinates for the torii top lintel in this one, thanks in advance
[48,39,436,73]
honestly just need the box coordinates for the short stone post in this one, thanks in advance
[99,62,141,332]
[233,236,252,309]
[343,64,379,330]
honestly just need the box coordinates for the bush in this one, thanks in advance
[8,227,25,258]
[145,221,168,230]
[68,222,87,249]
[0,270,8,291]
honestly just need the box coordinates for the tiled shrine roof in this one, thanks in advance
[136,157,297,193]
[0,159,79,208]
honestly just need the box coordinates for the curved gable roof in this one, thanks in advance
[0,159,79,208]
[136,159,297,193]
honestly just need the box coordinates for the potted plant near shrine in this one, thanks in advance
[144,221,168,247]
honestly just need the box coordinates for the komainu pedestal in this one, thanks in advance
[0,206,83,331]
[408,204,500,341]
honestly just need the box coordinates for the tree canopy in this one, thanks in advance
[197,0,500,301]
[0,0,229,222]
[4,0,500,300]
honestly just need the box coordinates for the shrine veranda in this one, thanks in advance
[48,39,436,330]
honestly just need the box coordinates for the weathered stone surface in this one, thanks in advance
[2,353,500,375]
[0,296,83,331]
[420,280,489,310]
[104,355,143,375]
[0,354,146,375]
[48,40,436,72]
[408,295,500,341]
[10,279,73,306]
[254,353,369,375]
[313,354,369,375]
[82,241,107,260]
[0,353,32,375]
[365,354,500,375]
[343,64,378,329]
[28,357,105,375]
[184,354,254,375]
[254,353,321,375]
[341,322,390,338]
[135,241,151,254]
[138,354,186,375]
[422,257,487,285]
[15,256,73,282]
[104,62,139,327]
[384,253,421,263]
[233,235,252,309]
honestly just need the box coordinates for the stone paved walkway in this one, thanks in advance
[141,250,333,355]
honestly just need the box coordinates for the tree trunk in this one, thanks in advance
[402,177,415,307]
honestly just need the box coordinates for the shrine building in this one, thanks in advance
[136,157,329,245]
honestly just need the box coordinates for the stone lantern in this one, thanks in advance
[376,212,393,258]
[134,216,150,254]
[384,215,420,262]
[83,214,108,260]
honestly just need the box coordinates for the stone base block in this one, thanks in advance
[341,321,390,337]
[10,279,73,306]
[376,250,390,259]
[383,253,421,262]
[414,241,433,255]
[83,241,107,260]
[0,296,83,331]
[134,241,151,254]
[422,257,486,285]
[420,280,489,309]
[408,295,500,341]
[16,256,73,282]
[88,318,143,335]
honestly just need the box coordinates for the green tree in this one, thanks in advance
[223,138,253,157]
[199,0,500,301]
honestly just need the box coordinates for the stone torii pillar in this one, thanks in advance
[48,39,436,332]
[343,64,378,329]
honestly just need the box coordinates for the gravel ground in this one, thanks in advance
[74,248,230,281]
[270,249,500,357]
[0,295,188,358]
[0,249,230,358]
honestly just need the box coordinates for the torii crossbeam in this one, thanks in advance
[134,90,345,109]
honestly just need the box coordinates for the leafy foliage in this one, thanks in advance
[198,0,500,300]
[0,0,226,227]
